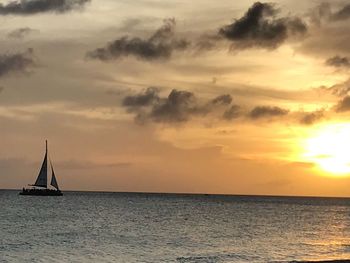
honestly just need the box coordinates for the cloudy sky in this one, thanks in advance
[1,0,350,196]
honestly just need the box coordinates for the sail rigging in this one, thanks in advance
[33,141,48,188]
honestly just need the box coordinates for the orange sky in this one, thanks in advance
[1,0,350,196]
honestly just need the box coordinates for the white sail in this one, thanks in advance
[33,141,48,188]
[50,162,59,190]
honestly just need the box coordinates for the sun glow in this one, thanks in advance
[303,123,350,176]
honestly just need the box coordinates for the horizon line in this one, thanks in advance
[1,188,350,199]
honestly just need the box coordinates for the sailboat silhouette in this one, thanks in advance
[20,140,63,196]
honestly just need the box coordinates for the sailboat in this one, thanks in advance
[20,140,63,196]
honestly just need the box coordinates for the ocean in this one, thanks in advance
[1,190,350,263]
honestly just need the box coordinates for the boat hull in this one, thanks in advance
[19,188,63,196]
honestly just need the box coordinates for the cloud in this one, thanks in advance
[7,27,37,39]
[211,94,232,105]
[249,105,289,119]
[150,89,197,123]
[0,0,90,15]
[87,3,307,60]
[331,3,350,21]
[335,95,350,112]
[299,110,325,125]
[326,55,350,68]
[218,2,307,49]
[122,88,307,125]
[121,88,236,124]
[122,89,316,124]
[223,105,241,120]
[57,159,132,170]
[319,78,350,97]
[309,2,332,26]
[87,18,190,61]
[0,49,35,78]
[310,2,350,23]
[122,87,160,108]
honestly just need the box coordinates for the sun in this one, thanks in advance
[303,123,350,176]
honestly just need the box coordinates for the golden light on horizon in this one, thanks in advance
[303,123,350,176]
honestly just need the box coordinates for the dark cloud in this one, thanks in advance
[122,89,326,125]
[211,94,232,105]
[122,89,309,124]
[218,2,307,49]
[150,89,197,123]
[121,88,236,124]
[190,94,234,116]
[299,110,324,125]
[122,87,160,108]
[331,3,350,21]
[223,105,241,120]
[7,27,37,39]
[326,56,350,68]
[0,0,90,15]
[0,49,35,78]
[249,106,289,119]
[335,96,350,112]
[87,19,190,61]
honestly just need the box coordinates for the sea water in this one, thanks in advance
[1,190,350,262]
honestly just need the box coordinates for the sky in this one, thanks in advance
[1,0,350,196]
